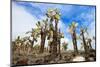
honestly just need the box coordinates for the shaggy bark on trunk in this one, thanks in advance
[58,29,61,54]
[39,29,46,53]
[72,30,78,55]
[88,39,92,50]
[81,29,89,61]
[51,20,58,57]
[81,30,89,54]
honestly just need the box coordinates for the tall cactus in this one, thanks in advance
[68,22,78,55]
[80,27,89,60]
[26,28,38,47]
[36,19,49,53]
[57,29,64,54]
[46,8,61,57]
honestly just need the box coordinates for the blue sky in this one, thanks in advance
[12,1,96,50]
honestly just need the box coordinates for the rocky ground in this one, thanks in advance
[12,50,96,66]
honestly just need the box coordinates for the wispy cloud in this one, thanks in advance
[12,2,38,40]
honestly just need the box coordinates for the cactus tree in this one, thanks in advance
[68,22,78,55]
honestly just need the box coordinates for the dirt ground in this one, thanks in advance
[12,49,96,66]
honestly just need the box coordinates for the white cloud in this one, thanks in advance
[12,2,38,40]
